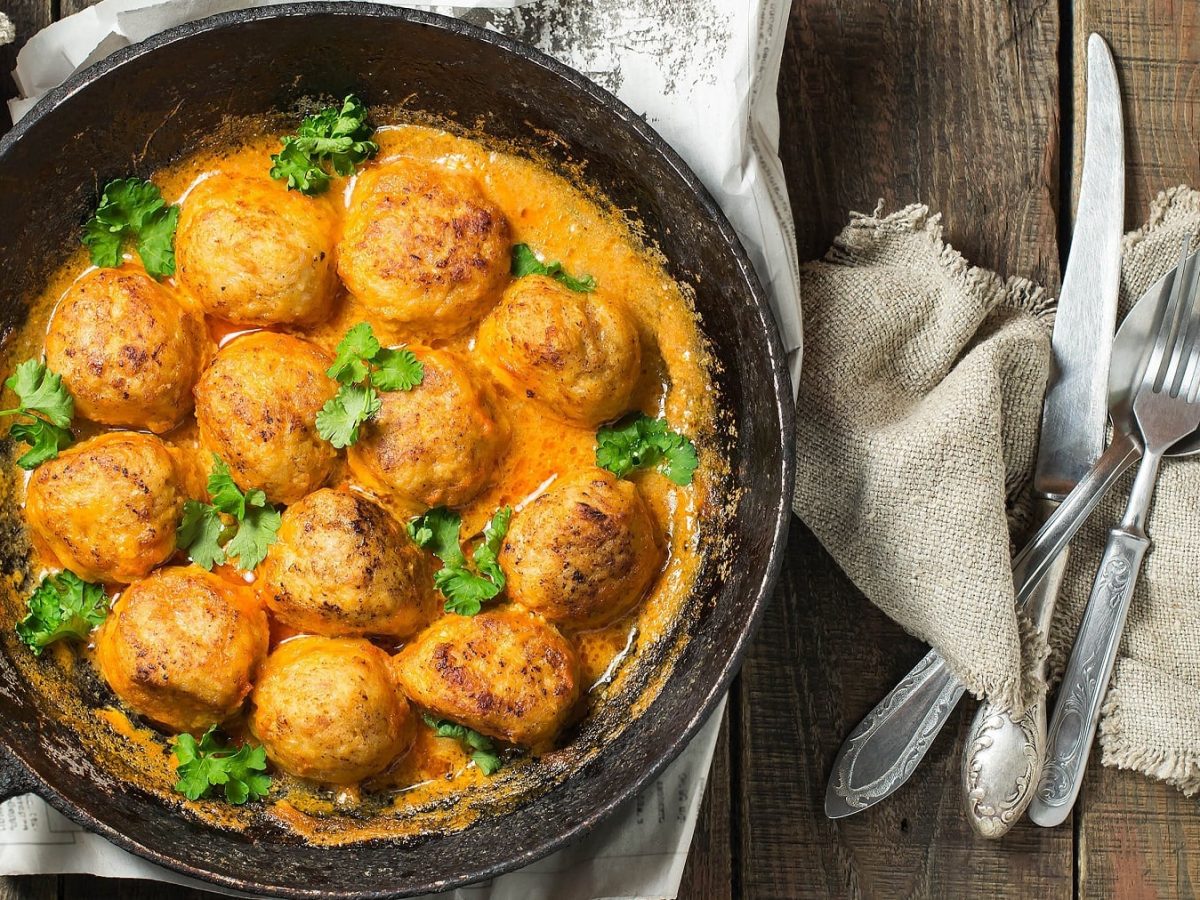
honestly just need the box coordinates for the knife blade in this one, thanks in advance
[825,33,1124,820]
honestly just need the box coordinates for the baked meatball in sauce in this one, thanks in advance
[347,348,508,510]
[395,607,581,748]
[176,173,339,327]
[95,566,268,734]
[45,266,208,433]
[476,275,642,427]
[338,159,511,336]
[194,331,337,505]
[24,432,186,585]
[250,636,414,785]
[501,468,663,629]
[258,488,437,639]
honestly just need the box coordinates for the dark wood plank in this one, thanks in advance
[1069,5,1200,897]
[62,876,221,899]
[737,0,1072,895]
[0,0,53,131]
[0,876,56,900]
[678,709,733,900]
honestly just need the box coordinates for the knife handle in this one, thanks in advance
[825,649,966,817]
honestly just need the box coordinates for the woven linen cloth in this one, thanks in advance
[794,187,1200,791]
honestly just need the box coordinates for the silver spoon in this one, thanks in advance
[962,247,1200,837]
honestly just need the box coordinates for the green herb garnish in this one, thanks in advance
[510,243,596,292]
[177,456,281,571]
[316,323,423,449]
[15,570,107,656]
[407,506,511,616]
[173,726,271,805]
[81,177,179,279]
[0,359,74,469]
[269,95,379,196]
[422,714,503,775]
[595,414,698,486]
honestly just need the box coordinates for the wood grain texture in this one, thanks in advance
[677,710,733,899]
[0,876,56,900]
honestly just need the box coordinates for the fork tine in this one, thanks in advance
[1142,237,1193,393]
[1170,248,1200,397]
[1180,248,1200,403]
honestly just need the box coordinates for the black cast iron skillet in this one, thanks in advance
[0,4,794,897]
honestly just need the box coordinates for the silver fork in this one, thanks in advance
[1029,237,1200,827]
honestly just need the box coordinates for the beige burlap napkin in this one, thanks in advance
[795,188,1200,791]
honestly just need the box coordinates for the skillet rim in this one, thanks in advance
[0,3,797,896]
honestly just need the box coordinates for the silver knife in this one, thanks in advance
[825,33,1124,821]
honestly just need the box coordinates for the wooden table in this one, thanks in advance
[2,1,1198,897]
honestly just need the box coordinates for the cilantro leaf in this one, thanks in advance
[422,714,503,775]
[15,570,108,655]
[510,243,596,292]
[327,322,381,385]
[595,414,698,486]
[1,359,75,468]
[173,727,271,805]
[408,506,510,615]
[269,95,378,196]
[371,347,424,392]
[80,178,178,279]
[176,455,280,571]
[316,383,381,450]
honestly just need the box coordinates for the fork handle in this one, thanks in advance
[1028,520,1150,826]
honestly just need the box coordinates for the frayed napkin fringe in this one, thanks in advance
[1100,686,1200,796]
[1122,186,1200,255]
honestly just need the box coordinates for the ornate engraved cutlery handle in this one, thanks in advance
[1028,524,1148,827]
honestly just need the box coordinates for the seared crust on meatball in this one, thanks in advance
[250,637,413,784]
[95,566,268,733]
[194,332,337,505]
[477,275,642,426]
[45,267,209,433]
[500,469,662,628]
[176,174,339,326]
[25,432,186,584]
[395,608,580,748]
[258,489,437,638]
[347,349,508,509]
[338,160,511,336]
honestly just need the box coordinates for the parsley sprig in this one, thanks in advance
[511,243,596,293]
[269,95,379,196]
[81,178,179,279]
[176,456,281,571]
[173,726,271,805]
[408,506,511,616]
[422,714,503,775]
[0,359,74,469]
[595,414,698,486]
[317,323,423,449]
[15,570,107,656]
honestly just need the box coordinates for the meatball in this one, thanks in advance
[395,608,580,747]
[258,489,437,639]
[25,432,185,584]
[45,267,208,433]
[347,349,508,509]
[250,637,413,784]
[500,469,662,628]
[338,160,511,336]
[477,275,642,426]
[194,332,337,505]
[95,566,268,733]
[176,173,339,326]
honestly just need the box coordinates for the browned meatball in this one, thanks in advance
[25,432,185,584]
[45,267,209,433]
[258,489,437,639]
[250,637,413,784]
[338,160,510,336]
[347,349,508,510]
[194,332,337,505]
[477,275,642,426]
[395,608,580,748]
[176,174,339,326]
[95,566,268,734]
[500,469,662,628]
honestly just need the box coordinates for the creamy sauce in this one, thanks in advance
[0,118,719,843]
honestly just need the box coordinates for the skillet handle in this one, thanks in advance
[0,744,37,803]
